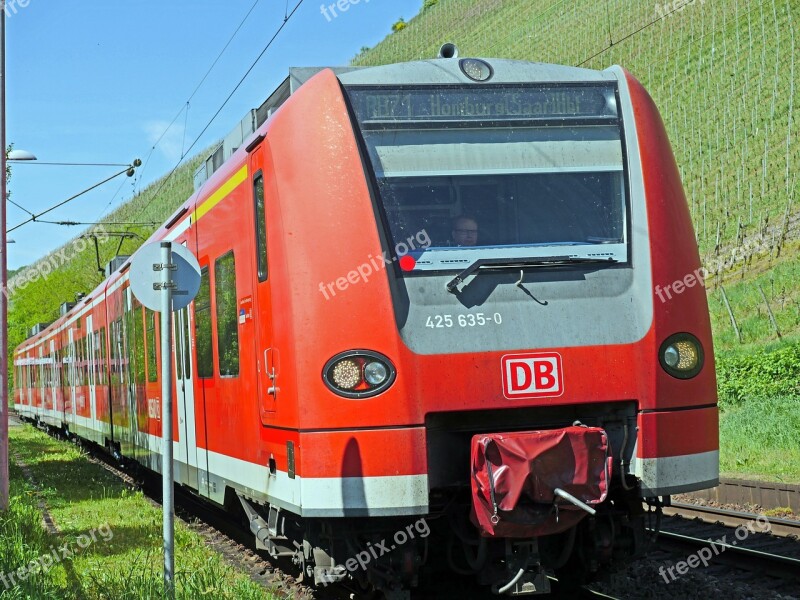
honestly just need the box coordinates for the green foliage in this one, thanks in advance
[5,144,12,187]
[719,395,800,481]
[392,18,407,32]
[6,422,276,599]
[0,466,67,599]
[716,342,800,406]
[423,0,439,9]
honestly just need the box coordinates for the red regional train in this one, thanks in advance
[14,46,718,597]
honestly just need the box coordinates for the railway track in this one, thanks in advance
[665,501,800,538]
[650,503,800,596]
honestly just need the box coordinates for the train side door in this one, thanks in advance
[248,142,277,419]
[174,287,199,490]
[86,315,97,424]
[66,328,76,418]
[49,339,57,417]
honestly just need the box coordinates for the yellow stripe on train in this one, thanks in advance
[194,164,248,221]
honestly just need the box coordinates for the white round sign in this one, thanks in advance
[129,242,201,312]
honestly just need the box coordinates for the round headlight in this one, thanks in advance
[460,58,494,82]
[364,361,388,386]
[663,345,680,368]
[331,359,361,390]
[323,350,397,399]
[659,333,704,379]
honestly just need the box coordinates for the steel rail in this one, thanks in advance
[665,501,800,538]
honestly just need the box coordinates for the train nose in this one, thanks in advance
[470,425,612,537]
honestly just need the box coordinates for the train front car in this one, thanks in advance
[249,54,717,597]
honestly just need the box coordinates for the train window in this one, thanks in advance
[96,328,105,386]
[146,309,159,383]
[130,307,144,385]
[75,341,82,386]
[176,316,183,381]
[84,336,91,386]
[111,319,123,385]
[214,251,240,377]
[195,267,214,379]
[181,308,191,379]
[254,173,268,281]
[346,84,628,271]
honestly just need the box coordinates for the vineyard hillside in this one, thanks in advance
[355,0,799,353]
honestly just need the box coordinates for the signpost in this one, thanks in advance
[130,241,200,597]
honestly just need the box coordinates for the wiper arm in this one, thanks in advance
[446,256,619,293]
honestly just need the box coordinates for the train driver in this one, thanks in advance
[451,215,479,247]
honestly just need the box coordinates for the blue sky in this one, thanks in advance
[5,0,421,269]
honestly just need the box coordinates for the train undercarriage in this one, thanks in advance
[236,484,647,598]
[236,402,650,598]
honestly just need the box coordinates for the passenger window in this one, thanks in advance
[146,309,158,383]
[182,308,191,379]
[254,174,268,281]
[98,327,107,386]
[132,307,145,385]
[195,267,214,379]
[215,251,240,377]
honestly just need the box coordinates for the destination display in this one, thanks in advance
[347,85,618,122]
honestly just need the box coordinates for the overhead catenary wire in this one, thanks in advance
[132,0,264,197]
[7,198,33,217]
[8,162,132,167]
[8,165,137,234]
[35,219,160,227]
[116,0,305,257]
[577,0,710,66]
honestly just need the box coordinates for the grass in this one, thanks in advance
[0,462,65,599]
[719,396,800,482]
[2,422,278,600]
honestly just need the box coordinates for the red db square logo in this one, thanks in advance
[501,352,564,399]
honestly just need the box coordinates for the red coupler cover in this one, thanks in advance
[471,426,612,537]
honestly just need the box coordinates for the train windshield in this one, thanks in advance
[346,84,628,272]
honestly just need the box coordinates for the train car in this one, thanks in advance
[14,46,718,597]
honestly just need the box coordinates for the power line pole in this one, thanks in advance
[1,0,11,512]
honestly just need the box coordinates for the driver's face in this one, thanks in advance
[452,218,478,246]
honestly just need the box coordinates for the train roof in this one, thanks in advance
[193,54,617,190]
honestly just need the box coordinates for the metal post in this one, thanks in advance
[160,241,175,596]
[1,0,10,513]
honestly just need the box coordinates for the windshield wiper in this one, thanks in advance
[446,256,619,293]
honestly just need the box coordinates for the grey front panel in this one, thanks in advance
[372,66,652,353]
[392,265,650,354]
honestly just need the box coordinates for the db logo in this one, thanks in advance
[501,352,564,399]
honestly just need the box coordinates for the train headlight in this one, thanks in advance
[331,359,361,390]
[364,361,389,386]
[659,333,704,379]
[323,350,396,398]
[460,58,494,82]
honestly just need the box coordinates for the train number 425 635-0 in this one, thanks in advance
[425,313,503,328]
